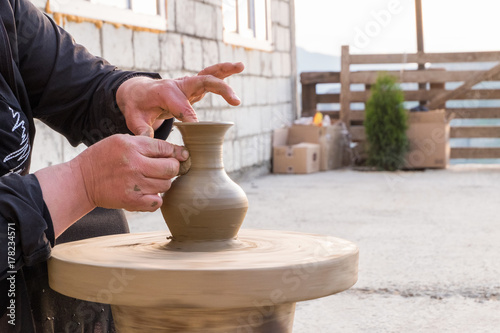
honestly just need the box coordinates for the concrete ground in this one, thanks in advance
[127,165,500,332]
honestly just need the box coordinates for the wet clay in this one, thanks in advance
[161,122,249,242]
[48,122,359,333]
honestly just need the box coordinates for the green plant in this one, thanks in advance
[364,73,408,171]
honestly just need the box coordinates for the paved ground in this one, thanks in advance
[127,165,500,332]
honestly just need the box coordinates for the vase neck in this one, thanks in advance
[186,142,224,169]
[175,122,232,170]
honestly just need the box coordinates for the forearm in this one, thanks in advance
[12,1,161,145]
[35,161,95,237]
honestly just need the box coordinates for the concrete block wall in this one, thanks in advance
[30,0,297,177]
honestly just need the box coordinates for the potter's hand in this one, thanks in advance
[36,134,188,236]
[75,134,189,211]
[116,62,244,137]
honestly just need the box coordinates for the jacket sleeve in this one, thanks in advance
[0,173,54,281]
[13,0,171,146]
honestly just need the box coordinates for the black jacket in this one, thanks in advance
[0,0,172,331]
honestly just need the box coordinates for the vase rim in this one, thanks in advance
[174,121,234,127]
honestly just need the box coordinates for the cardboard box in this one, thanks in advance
[272,128,320,174]
[404,110,450,169]
[287,124,344,171]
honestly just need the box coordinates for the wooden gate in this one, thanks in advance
[301,45,500,160]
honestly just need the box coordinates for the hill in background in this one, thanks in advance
[296,47,340,74]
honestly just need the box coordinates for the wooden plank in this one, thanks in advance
[415,0,425,107]
[301,83,317,117]
[340,45,351,128]
[350,125,366,141]
[415,0,424,55]
[447,108,500,119]
[447,89,500,100]
[351,110,365,121]
[451,147,500,159]
[451,126,500,138]
[300,72,340,85]
[350,90,439,103]
[350,53,421,65]
[429,80,445,92]
[303,69,500,88]
[317,93,340,104]
[349,51,500,65]
[321,108,500,121]
[317,110,365,121]
[350,89,500,103]
[423,51,500,63]
[428,62,500,109]
[350,91,369,103]
[349,70,500,84]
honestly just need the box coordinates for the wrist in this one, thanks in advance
[69,155,97,211]
[116,76,156,114]
[35,159,96,237]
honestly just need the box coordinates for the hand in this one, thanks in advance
[36,134,189,237]
[73,134,189,211]
[116,62,245,137]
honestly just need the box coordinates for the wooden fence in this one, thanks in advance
[300,45,500,160]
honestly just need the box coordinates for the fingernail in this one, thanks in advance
[181,148,190,159]
[233,93,241,103]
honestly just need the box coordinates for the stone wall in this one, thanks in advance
[30,0,297,177]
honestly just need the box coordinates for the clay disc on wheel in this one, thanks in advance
[48,229,358,308]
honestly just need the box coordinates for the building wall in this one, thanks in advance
[29,0,297,177]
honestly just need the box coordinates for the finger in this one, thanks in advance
[126,115,156,138]
[169,98,199,122]
[198,62,245,79]
[140,158,181,180]
[137,138,190,161]
[189,92,206,105]
[131,178,173,196]
[130,194,165,212]
[184,75,241,106]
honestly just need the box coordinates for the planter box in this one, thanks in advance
[404,110,450,169]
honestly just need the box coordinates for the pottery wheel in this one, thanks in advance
[49,229,358,309]
[48,122,359,332]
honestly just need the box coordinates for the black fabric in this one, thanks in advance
[0,173,54,281]
[0,0,171,331]
[24,208,129,333]
[0,173,53,332]
[0,16,18,100]
[0,96,31,175]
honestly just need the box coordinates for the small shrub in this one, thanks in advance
[364,73,408,171]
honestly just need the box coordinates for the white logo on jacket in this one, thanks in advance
[3,106,30,174]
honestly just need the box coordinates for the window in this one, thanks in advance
[90,0,161,16]
[31,0,166,31]
[223,0,272,51]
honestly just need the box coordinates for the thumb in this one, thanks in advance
[137,126,154,138]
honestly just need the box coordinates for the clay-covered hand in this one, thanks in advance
[116,62,245,137]
[35,134,189,237]
[73,134,188,212]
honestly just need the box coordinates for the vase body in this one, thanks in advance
[161,122,248,241]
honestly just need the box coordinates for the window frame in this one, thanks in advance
[31,0,167,31]
[223,0,273,52]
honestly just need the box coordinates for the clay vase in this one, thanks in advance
[161,122,248,242]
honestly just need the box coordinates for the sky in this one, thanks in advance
[294,0,500,56]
